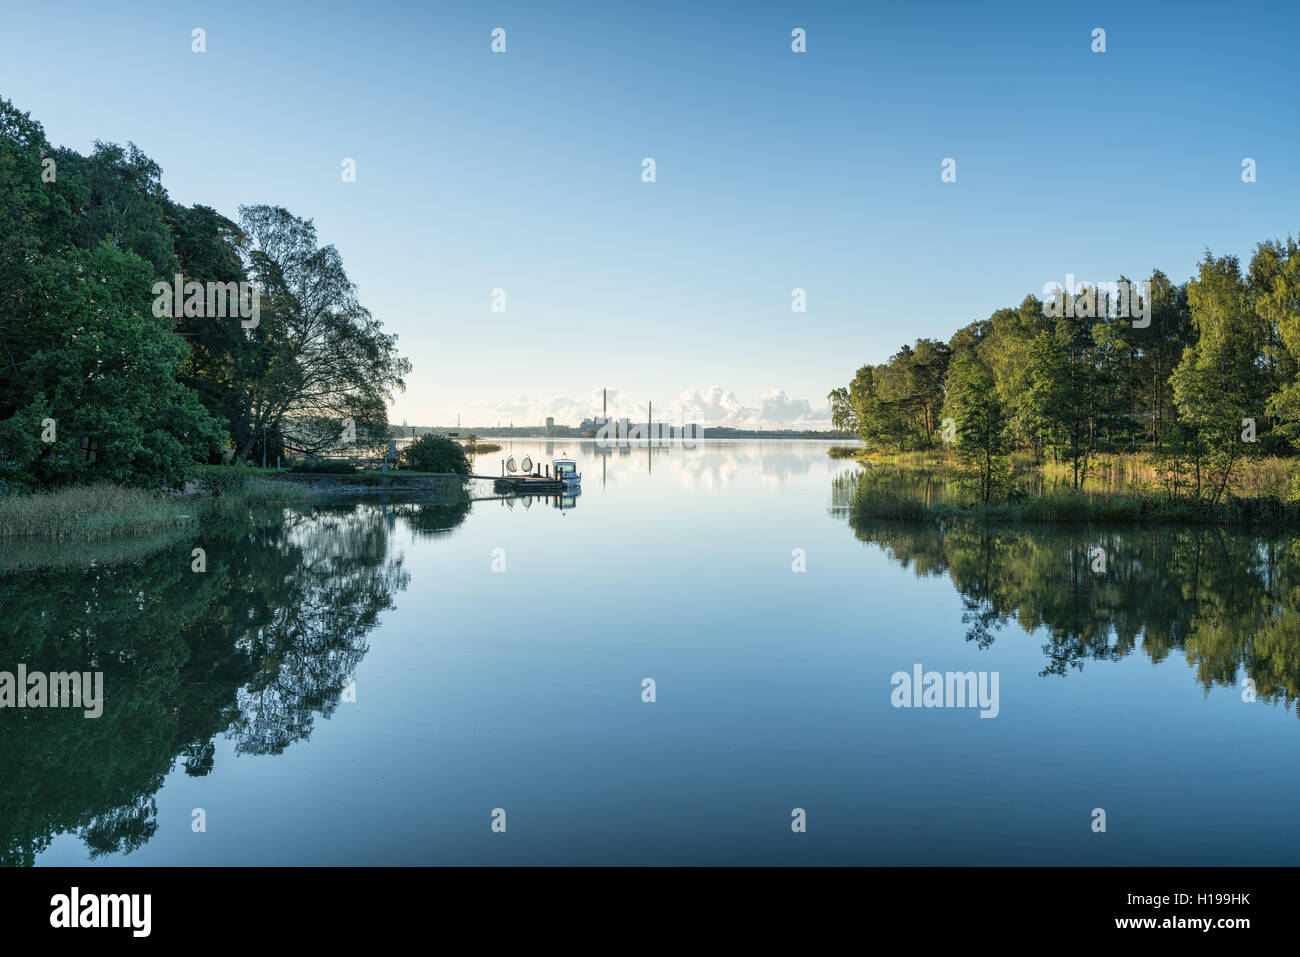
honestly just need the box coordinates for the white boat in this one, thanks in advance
[553,458,581,490]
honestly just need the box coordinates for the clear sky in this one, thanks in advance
[2,1,1296,428]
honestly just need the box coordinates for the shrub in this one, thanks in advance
[193,463,254,495]
[398,435,471,476]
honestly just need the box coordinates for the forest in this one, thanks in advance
[829,245,1300,503]
[0,96,410,493]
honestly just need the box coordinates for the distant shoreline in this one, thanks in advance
[402,427,855,441]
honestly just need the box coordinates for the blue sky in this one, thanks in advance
[2,0,1296,427]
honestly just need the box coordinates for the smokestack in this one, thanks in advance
[603,388,607,415]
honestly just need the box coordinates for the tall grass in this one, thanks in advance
[0,471,323,541]
[1035,453,1292,496]
[863,449,958,467]
[0,485,186,539]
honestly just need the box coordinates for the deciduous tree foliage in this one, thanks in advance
[0,96,411,486]
[943,352,1008,502]
[0,100,220,488]
[833,239,1300,501]
[828,339,950,452]
[236,205,411,462]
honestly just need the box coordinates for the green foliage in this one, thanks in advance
[236,205,410,463]
[398,434,471,475]
[834,238,1300,502]
[944,352,1010,503]
[838,339,951,452]
[1169,254,1267,503]
[192,463,257,495]
[0,238,224,490]
[0,95,412,491]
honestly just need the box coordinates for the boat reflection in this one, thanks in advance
[496,488,581,513]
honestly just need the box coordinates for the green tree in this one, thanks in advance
[827,386,857,434]
[56,140,174,276]
[1136,271,1194,448]
[236,205,411,462]
[944,352,1009,502]
[168,202,255,460]
[1253,238,1300,449]
[0,241,223,489]
[1170,254,1265,502]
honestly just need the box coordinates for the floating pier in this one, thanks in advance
[488,475,565,494]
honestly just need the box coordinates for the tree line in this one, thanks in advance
[829,242,1300,501]
[0,97,410,491]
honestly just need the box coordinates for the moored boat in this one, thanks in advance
[553,458,581,490]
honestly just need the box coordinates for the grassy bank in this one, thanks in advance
[0,465,472,541]
[0,475,316,541]
[855,449,960,468]
[851,482,1300,527]
[842,449,1297,499]
[1038,453,1293,497]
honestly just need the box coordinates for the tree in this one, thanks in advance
[1016,329,1067,461]
[1254,238,1300,449]
[908,338,951,446]
[981,295,1051,449]
[1137,271,1194,448]
[0,239,223,489]
[168,202,254,461]
[235,205,411,462]
[1170,254,1264,502]
[944,352,1009,503]
[57,141,174,276]
[827,387,857,434]
[0,98,87,420]
[831,340,952,453]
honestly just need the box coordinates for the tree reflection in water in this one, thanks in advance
[837,469,1300,712]
[0,500,462,865]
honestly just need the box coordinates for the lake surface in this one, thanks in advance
[5,439,1299,865]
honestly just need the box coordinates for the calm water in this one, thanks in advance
[5,440,1299,865]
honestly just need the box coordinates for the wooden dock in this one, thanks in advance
[473,474,566,494]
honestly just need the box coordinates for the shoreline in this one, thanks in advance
[840,450,1300,526]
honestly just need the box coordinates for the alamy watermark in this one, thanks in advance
[891,663,999,718]
[50,887,150,937]
[151,275,260,328]
[1042,274,1151,328]
[594,417,701,449]
[0,664,103,718]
